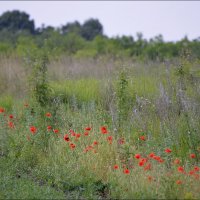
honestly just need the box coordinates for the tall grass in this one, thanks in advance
[0,55,200,199]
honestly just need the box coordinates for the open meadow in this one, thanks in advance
[1,53,200,199]
[0,6,200,199]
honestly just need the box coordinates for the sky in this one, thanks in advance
[0,1,200,42]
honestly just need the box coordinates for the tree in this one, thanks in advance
[0,10,35,34]
[61,21,81,35]
[81,18,103,41]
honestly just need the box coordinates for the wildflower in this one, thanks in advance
[85,127,91,131]
[158,159,164,163]
[134,154,141,159]
[139,160,145,167]
[64,134,70,142]
[47,125,52,131]
[189,170,195,175]
[141,158,148,163]
[153,155,161,161]
[178,166,185,173]
[76,133,81,138]
[84,131,89,136]
[107,136,113,144]
[88,145,93,150]
[139,135,146,141]
[69,130,76,136]
[30,126,37,134]
[72,132,76,136]
[190,154,196,159]
[46,112,52,117]
[113,165,119,170]
[101,126,108,134]
[144,163,151,170]
[69,143,76,149]
[165,148,172,153]
[149,152,155,158]
[9,114,13,119]
[123,169,130,174]
[69,129,75,134]
[93,141,98,145]
[174,159,180,165]
[194,166,199,172]
[8,121,14,128]
[53,129,59,134]
[176,180,182,185]
[0,107,5,113]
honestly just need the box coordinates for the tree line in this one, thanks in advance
[0,10,200,61]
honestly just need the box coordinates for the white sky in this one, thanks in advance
[0,1,200,42]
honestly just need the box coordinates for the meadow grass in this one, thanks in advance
[0,56,200,199]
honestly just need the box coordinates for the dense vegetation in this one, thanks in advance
[0,10,200,199]
[0,10,200,61]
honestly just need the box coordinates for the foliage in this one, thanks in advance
[0,10,35,34]
[81,18,103,41]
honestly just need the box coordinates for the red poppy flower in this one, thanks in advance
[178,166,185,173]
[134,154,141,159]
[189,170,195,175]
[144,163,151,170]
[190,153,196,159]
[139,160,145,167]
[165,148,172,153]
[138,158,147,166]
[76,133,81,138]
[194,166,199,172]
[69,143,76,149]
[174,159,180,165]
[93,141,98,145]
[64,134,70,142]
[107,136,113,144]
[141,158,148,163]
[101,126,108,134]
[46,112,52,117]
[158,159,164,163]
[47,125,52,131]
[123,169,130,174]
[9,114,13,119]
[153,155,160,161]
[85,127,91,131]
[84,131,89,136]
[30,126,37,134]
[176,180,182,185]
[113,165,119,170]
[139,136,146,141]
[149,152,155,158]
[69,129,75,134]
[53,129,59,134]
[0,107,5,113]
[8,121,14,128]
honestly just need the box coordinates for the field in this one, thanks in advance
[0,54,200,199]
